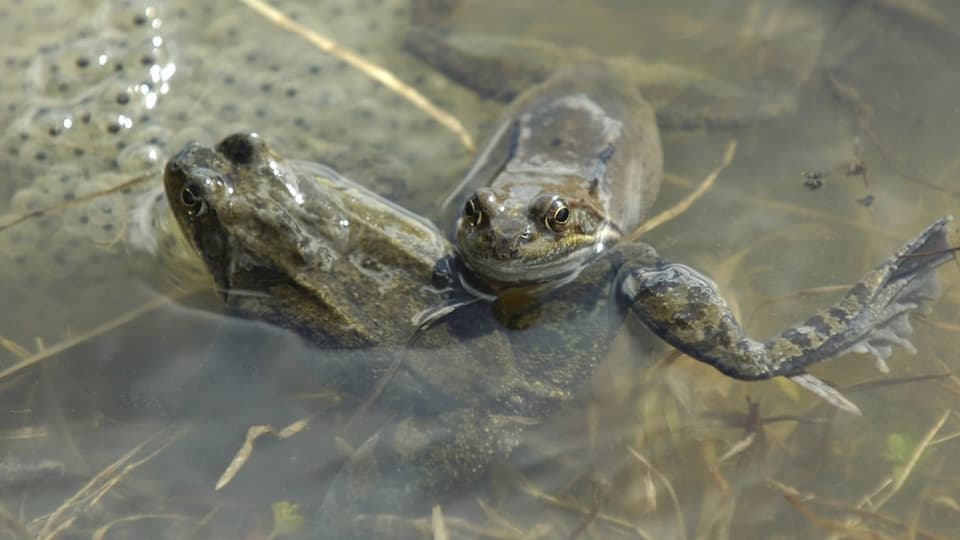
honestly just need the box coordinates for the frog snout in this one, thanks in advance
[489,221,533,257]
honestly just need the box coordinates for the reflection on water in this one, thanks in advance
[1,0,959,538]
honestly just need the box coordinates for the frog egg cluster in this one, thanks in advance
[0,0,479,337]
[0,1,187,276]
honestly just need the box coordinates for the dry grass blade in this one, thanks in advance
[92,513,196,540]
[240,0,475,152]
[864,409,951,511]
[626,140,737,243]
[512,474,650,537]
[431,505,450,540]
[0,172,154,232]
[36,429,179,539]
[769,479,949,540]
[215,417,309,491]
[0,505,30,540]
[628,447,687,540]
[0,289,198,383]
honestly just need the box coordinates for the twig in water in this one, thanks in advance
[0,172,154,232]
[0,289,199,383]
[628,447,687,540]
[625,140,737,243]
[862,409,951,511]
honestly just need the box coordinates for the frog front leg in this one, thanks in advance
[617,217,954,382]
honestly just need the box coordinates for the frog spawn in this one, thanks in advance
[0,0,479,341]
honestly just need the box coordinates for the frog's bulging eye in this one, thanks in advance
[180,182,206,217]
[544,198,570,232]
[464,196,484,227]
[218,133,256,165]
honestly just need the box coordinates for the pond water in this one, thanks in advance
[1,0,958,538]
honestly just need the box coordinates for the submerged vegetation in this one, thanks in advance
[1,0,959,538]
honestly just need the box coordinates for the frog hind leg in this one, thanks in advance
[314,408,523,538]
[403,29,553,103]
[405,0,797,128]
[617,216,954,385]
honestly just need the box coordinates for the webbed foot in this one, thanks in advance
[618,216,954,387]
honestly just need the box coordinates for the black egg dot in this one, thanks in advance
[117,92,130,105]
[102,223,114,231]
[107,124,120,134]
[309,64,322,75]
[78,214,89,224]
[223,75,235,85]
[115,141,126,150]
[35,151,47,161]
[63,192,75,200]
[81,113,91,124]
[57,82,69,93]
[114,63,124,72]
[76,57,89,68]
[140,55,154,66]
[73,148,85,156]
[133,14,147,25]
[285,87,296,98]
[260,82,272,93]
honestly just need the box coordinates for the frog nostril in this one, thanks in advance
[217,133,257,165]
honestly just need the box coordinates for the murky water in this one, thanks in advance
[1,0,959,538]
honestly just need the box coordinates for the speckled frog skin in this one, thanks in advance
[166,133,952,537]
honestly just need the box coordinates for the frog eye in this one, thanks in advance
[180,182,207,218]
[463,196,484,227]
[544,198,570,232]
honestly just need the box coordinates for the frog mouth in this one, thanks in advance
[459,225,620,286]
[461,242,600,286]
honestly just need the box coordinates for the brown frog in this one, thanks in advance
[164,133,953,538]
